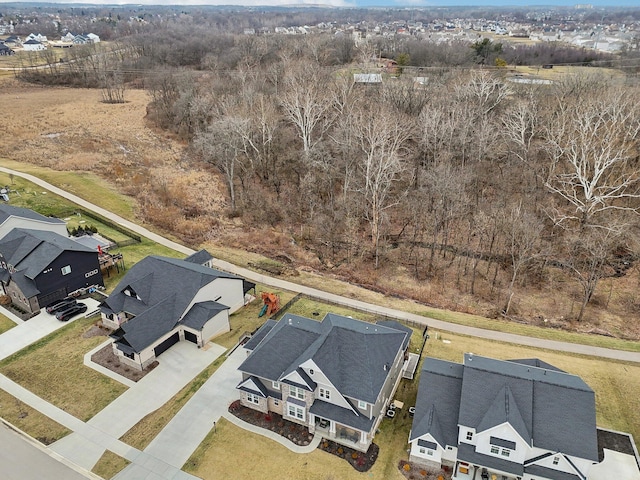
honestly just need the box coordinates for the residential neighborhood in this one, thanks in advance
[0,198,637,480]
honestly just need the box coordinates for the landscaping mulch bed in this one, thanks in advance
[319,438,378,472]
[90,343,158,382]
[398,460,452,480]
[228,400,313,446]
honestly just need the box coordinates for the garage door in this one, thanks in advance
[184,330,198,344]
[153,332,180,357]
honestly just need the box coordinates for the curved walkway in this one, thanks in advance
[2,166,639,363]
[223,412,322,453]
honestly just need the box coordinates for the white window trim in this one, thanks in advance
[319,387,330,400]
[466,431,473,441]
[289,385,305,400]
[500,448,511,457]
[61,265,71,275]
[272,381,280,389]
[246,393,260,405]
[287,403,305,421]
[358,400,367,409]
[490,445,500,455]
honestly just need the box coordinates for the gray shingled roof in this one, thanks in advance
[184,249,213,265]
[180,301,228,330]
[238,313,408,404]
[410,357,463,447]
[524,463,582,480]
[376,319,412,350]
[103,255,242,353]
[457,442,524,476]
[460,354,598,462]
[310,400,376,432]
[0,205,65,226]
[243,319,277,351]
[0,228,94,280]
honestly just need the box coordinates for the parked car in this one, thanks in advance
[46,298,76,314]
[56,303,87,322]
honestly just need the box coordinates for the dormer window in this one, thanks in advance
[272,381,280,390]
[358,400,367,409]
[466,431,473,441]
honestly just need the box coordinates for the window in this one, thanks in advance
[273,399,279,406]
[490,445,500,455]
[358,400,367,409]
[246,393,260,405]
[466,431,473,441]
[287,404,305,421]
[61,265,71,275]
[419,448,425,454]
[272,381,280,389]
[319,388,330,400]
[501,448,511,457]
[289,385,305,400]
[427,449,434,456]
[309,369,314,375]
[553,456,559,465]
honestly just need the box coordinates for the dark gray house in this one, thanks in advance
[409,354,603,480]
[0,228,103,313]
[237,313,410,452]
[101,255,251,370]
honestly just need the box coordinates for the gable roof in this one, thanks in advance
[0,228,94,280]
[184,249,213,265]
[238,313,408,403]
[459,354,598,461]
[103,255,242,352]
[243,319,277,351]
[410,357,463,447]
[0,204,65,227]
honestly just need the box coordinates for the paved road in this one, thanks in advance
[2,165,639,363]
[0,422,96,480]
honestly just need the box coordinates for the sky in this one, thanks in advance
[0,0,638,7]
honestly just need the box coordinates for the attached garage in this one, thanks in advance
[184,330,198,344]
[154,332,180,357]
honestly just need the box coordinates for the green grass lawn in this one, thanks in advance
[0,159,136,220]
[0,312,16,334]
[0,316,127,421]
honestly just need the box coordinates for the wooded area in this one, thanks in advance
[13,17,640,334]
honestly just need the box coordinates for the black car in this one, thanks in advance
[56,303,87,322]
[46,298,76,314]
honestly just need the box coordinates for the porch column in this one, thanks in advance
[360,430,367,444]
[329,421,336,434]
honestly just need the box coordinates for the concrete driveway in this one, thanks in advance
[115,347,246,479]
[51,341,226,471]
[0,298,101,362]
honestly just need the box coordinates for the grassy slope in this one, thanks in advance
[0,316,127,421]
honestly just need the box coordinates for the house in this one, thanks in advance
[73,35,90,45]
[0,228,103,313]
[184,249,214,269]
[27,33,47,43]
[409,354,640,480]
[87,33,100,43]
[23,39,45,51]
[0,204,69,240]
[353,73,383,85]
[100,255,251,370]
[0,44,13,55]
[237,313,410,452]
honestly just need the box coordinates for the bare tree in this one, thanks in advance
[352,105,411,267]
[560,229,618,321]
[279,62,335,160]
[544,87,640,228]
[502,204,543,315]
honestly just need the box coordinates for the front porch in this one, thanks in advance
[452,461,519,480]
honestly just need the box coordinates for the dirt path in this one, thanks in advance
[1,165,639,363]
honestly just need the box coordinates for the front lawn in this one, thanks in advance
[0,316,127,421]
[0,312,16,334]
[92,450,131,480]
